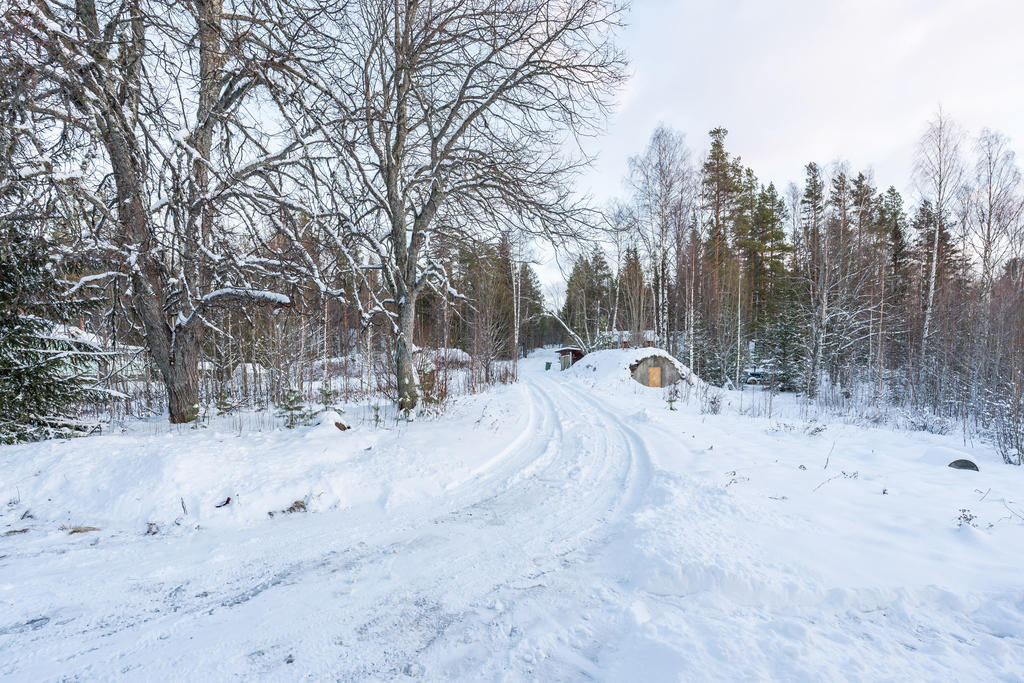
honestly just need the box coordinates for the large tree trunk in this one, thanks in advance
[155,326,202,424]
[395,296,419,414]
[165,354,200,424]
[161,0,219,425]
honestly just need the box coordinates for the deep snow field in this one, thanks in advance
[2,350,1023,680]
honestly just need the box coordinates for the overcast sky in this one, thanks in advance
[539,0,1024,294]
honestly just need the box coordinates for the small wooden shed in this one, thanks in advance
[556,346,585,370]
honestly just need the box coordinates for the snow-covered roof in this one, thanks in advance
[42,323,142,352]
[565,347,701,387]
[599,329,657,343]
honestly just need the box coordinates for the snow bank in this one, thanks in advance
[416,347,471,363]
[415,347,472,372]
[0,385,530,536]
[0,415,375,533]
[564,347,702,387]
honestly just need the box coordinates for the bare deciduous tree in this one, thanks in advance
[320,0,627,414]
[3,0,343,421]
[914,108,965,362]
[968,128,1022,301]
[627,124,693,349]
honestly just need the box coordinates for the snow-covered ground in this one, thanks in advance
[2,350,1023,680]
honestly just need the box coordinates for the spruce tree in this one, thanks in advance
[587,246,614,339]
[878,187,910,283]
[0,227,96,442]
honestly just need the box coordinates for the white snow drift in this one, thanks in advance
[1,353,1022,680]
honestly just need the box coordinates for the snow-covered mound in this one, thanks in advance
[0,388,528,535]
[415,347,472,371]
[565,347,702,387]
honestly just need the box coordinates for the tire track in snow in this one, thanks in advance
[184,372,652,678]
[327,372,658,679]
[0,373,657,680]
[310,374,653,678]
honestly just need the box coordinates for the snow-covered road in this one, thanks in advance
[2,369,655,679]
[3,354,1024,680]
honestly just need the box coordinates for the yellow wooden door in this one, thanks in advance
[648,366,661,388]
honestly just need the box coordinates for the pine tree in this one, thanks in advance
[801,163,826,273]
[824,169,861,383]
[851,172,876,253]
[733,167,759,312]
[800,162,827,396]
[560,255,592,343]
[560,248,613,346]
[873,186,910,393]
[828,170,853,252]
[516,264,551,352]
[0,227,97,442]
[695,127,744,382]
[617,246,647,342]
[750,182,793,364]
[911,198,961,389]
[701,127,739,329]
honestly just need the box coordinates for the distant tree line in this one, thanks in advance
[559,114,1024,463]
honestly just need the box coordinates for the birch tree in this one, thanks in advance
[627,125,692,348]
[969,128,1022,304]
[913,108,965,363]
